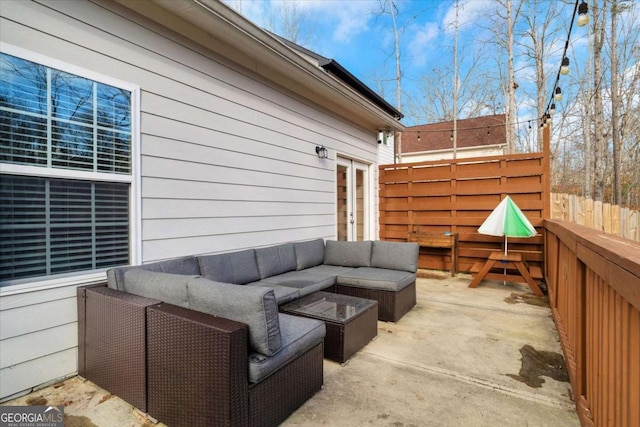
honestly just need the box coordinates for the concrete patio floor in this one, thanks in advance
[4,271,580,426]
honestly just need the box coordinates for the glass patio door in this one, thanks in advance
[336,157,369,241]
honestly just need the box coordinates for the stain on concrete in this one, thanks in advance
[97,393,114,404]
[26,396,48,406]
[64,415,98,427]
[507,344,569,388]
[504,292,549,307]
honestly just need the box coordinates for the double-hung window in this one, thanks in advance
[1,49,137,287]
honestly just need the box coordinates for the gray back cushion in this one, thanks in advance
[324,240,372,267]
[197,249,260,284]
[255,243,296,279]
[371,241,420,272]
[294,239,325,270]
[122,269,194,308]
[187,277,281,356]
[107,256,200,291]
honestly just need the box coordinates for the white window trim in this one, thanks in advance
[0,43,141,294]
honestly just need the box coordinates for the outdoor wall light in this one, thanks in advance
[577,1,589,27]
[560,57,570,75]
[555,87,563,102]
[315,145,328,159]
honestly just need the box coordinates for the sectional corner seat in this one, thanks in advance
[77,239,418,427]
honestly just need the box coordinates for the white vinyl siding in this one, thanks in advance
[0,0,379,401]
[378,132,395,165]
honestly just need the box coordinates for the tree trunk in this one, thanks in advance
[611,0,621,204]
[592,0,607,202]
[507,0,516,154]
[452,0,459,159]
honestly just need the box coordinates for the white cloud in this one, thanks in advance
[408,21,440,67]
[304,0,377,42]
[442,0,495,34]
[224,0,378,43]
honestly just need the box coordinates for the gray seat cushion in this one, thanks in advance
[107,256,200,291]
[122,269,194,307]
[336,267,416,291]
[304,264,357,276]
[255,243,297,279]
[258,270,335,297]
[248,313,325,384]
[246,282,300,305]
[187,277,281,356]
[197,249,260,284]
[370,241,420,273]
[294,239,325,270]
[324,240,372,267]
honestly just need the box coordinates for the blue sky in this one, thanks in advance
[222,1,588,132]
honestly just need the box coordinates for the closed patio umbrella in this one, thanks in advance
[478,195,537,255]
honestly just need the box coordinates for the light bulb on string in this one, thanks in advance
[577,1,589,27]
[555,87,563,102]
[560,57,570,75]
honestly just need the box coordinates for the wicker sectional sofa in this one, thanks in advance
[77,239,418,427]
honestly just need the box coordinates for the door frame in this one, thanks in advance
[336,156,373,241]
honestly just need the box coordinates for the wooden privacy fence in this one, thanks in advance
[379,153,549,272]
[544,219,640,427]
[552,193,640,241]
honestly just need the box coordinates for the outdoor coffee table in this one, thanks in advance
[280,291,378,363]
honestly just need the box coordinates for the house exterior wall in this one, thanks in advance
[0,0,380,401]
[378,132,395,165]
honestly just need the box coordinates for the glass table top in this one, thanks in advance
[280,291,377,323]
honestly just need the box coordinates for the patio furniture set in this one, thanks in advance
[77,239,419,427]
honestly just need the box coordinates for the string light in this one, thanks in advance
[577,1,589,26]
[560,57,570,75]
[555,87,563,102]
[542,0,589,126]
[405,116,542,135]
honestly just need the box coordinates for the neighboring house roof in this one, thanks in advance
[270,33,403,121]
[400,114,506,153]
[116,0,404,132]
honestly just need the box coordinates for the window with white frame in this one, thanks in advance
[0,51,134,286]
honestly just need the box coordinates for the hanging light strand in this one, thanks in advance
[543,0,588,124]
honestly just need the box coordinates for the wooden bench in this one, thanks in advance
[469,252,543,296]
[470,263,542,279]
[408,232,458,277]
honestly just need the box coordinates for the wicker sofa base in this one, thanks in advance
[249,341,324,427]
[336,281,416,322]
[78,285,324,427]
[78,284,159,412]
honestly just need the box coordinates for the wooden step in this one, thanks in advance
[470,262,484,274]
[529,266,543,280]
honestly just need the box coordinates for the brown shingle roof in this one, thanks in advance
[400,114,507,153]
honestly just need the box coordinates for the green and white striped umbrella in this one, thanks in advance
[478,196,537,255]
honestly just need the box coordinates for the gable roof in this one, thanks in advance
[270,33,403,121]
[116,0,404,132]
[400,114,507,153]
